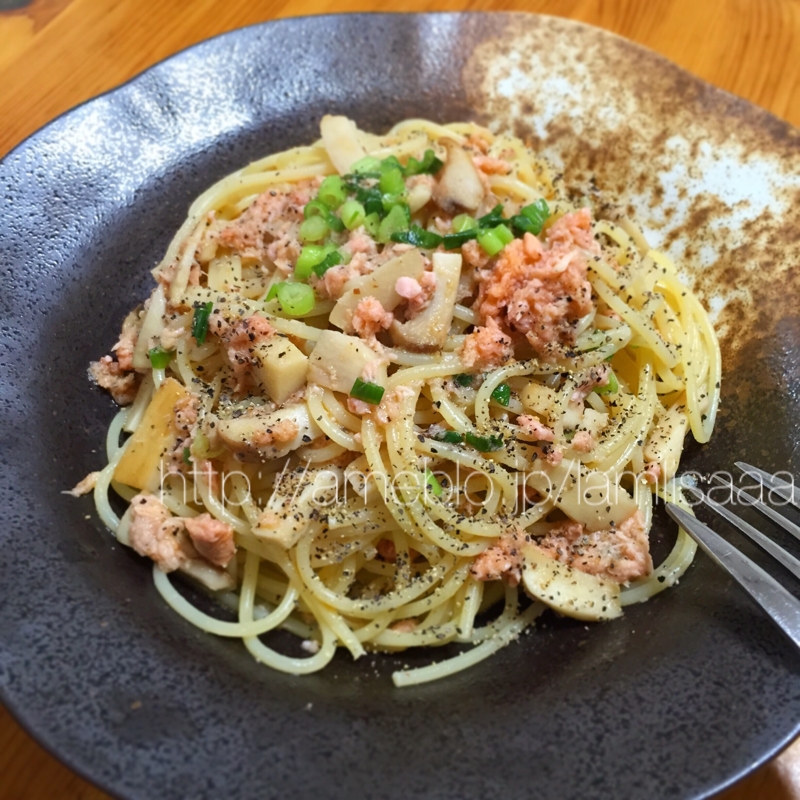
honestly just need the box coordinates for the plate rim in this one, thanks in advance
[1,11,798,800]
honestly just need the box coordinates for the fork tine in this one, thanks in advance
[666,503,800,649]
[736,462,800,511]
[716,478,800,543]
[698,487,800,580]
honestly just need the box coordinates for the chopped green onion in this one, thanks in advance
[295,244,332,279]
[490,383,511,406]
[477,228,505,257]
[391,224,443,249]
[182,447,192,465]
[351,156,382,174]
[404,149,443,177]
[380,155,403,172]
[510,214,538,236]
[273,282,316,316]
[364,193,385,217]
[379,166,406,196]
[192,430,208,457]
[455,373,474,387]
[350,378,385,405]
[433,430,464,444]
[378,204,411,243]
[344,173,381,185]
[303,199,330,219]
[190,429,225,460]
[465,432,504,452]
[148,346,173,370]
[342,170,381,181]
[493,223,514,246]
[299,215,329,242]
[326,212,345,233]
[340,199,366,230]
[519,199,549,235]
[594,370,619,395]
[350,185,384,217]
[452,214,478,233]
[363,212,381,237]
[191,301,214,345]
[424,468,443,497]
[312,250,343,277]
[266,283,280,301]
[318,175,346,210]
[478,204,505,228]
[381,193,408,213]
[442,229,479,249]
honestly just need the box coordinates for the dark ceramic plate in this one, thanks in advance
[1,12,799,800]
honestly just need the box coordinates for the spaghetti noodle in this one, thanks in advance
[84,116,720,686]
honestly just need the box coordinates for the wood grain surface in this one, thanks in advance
[1,1,798,798]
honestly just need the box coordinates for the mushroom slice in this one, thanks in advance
[329,249,425,333]
[320,115,368,175]
[254,465,343,549]
[389,252,461,352]
[643,403,689,482]
[525,458,638,531]
[180,559,235,592]
[307,330,387,393]
[433,138,485,213]
[216,404,322,461]
[521,543,622,621]
[407,177,434,212]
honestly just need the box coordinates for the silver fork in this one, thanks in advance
[665,462,800,649]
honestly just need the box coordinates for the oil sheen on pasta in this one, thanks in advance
[84,116,720,686]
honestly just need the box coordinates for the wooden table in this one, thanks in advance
[1,0,798,797]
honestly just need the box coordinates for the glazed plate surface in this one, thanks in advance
[1,13,799,800]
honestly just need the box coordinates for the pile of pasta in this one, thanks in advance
[87,117,720,686]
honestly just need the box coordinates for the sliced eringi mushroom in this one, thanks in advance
[389,252,461,352]
[320,115,368,176]
[307,329,387,393]
[215,403,323,461]
[521,543,622,621]
[433,138,485,213]
[329,249,425,333]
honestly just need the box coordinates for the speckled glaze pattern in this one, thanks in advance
[0,13,799,800]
